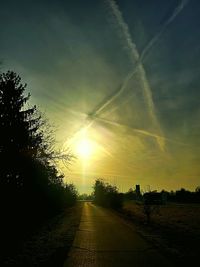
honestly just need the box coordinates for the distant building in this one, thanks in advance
[135,184,141,200]
[135,184,140,195]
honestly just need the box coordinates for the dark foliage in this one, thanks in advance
[123,187,142,201]
[162,188,200,203]
[93,179,123,209]
[64,183,78,206]
[0,71,77,257]
[123,187,200,205]
[143,191,166,205]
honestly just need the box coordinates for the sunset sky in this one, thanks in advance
[1,0,200,193]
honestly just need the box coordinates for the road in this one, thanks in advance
[64,202,173,267]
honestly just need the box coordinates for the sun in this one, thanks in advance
[63,127,106,162]
[75,138,93,159]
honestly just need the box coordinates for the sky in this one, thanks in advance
[0,0,200,193]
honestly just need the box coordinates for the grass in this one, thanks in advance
[1,202,83,266]
[124,201,200,232]
[121,200,200,265]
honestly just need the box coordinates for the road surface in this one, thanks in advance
[64,202,173,267]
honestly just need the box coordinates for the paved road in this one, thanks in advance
[64,202,173,267]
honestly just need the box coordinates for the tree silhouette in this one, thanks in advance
[0,71,78,263]
[0,71,76,220]
[0,71,44,189]
[93,179,123,209]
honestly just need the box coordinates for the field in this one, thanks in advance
[122,201,200,265]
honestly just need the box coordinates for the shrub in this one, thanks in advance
[93,179,123,209]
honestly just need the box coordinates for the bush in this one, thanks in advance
[93,179,123,209]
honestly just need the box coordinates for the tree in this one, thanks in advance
[0,71,75,211]
[93,179,123,209]
[0,71,78,258]
[65,183,78,206]
[93,179,106,205]
[0,71,44,189]
[124,188,137,200]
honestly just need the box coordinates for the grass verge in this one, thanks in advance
[2,202,83,266]
[117,201,200,266]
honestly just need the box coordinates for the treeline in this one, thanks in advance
[92,179,200,210]
[124,187,200,204]
[78,193,93,201]
[0,71,77,242]
[161,187,200,203]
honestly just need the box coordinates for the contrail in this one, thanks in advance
[105,0,165,151]
[140,0,189,62]
[97,0,189,151]
[62,107,187,147]
[96,117,188,147]
[64,0,189,153]
[101,0,189,116]
[93,71,134,116]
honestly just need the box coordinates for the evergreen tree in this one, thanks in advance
[0,71,43,189]
[0,70,76,224]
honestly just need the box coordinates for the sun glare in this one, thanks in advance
[63,127,107,162]
[75,138,93,158]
